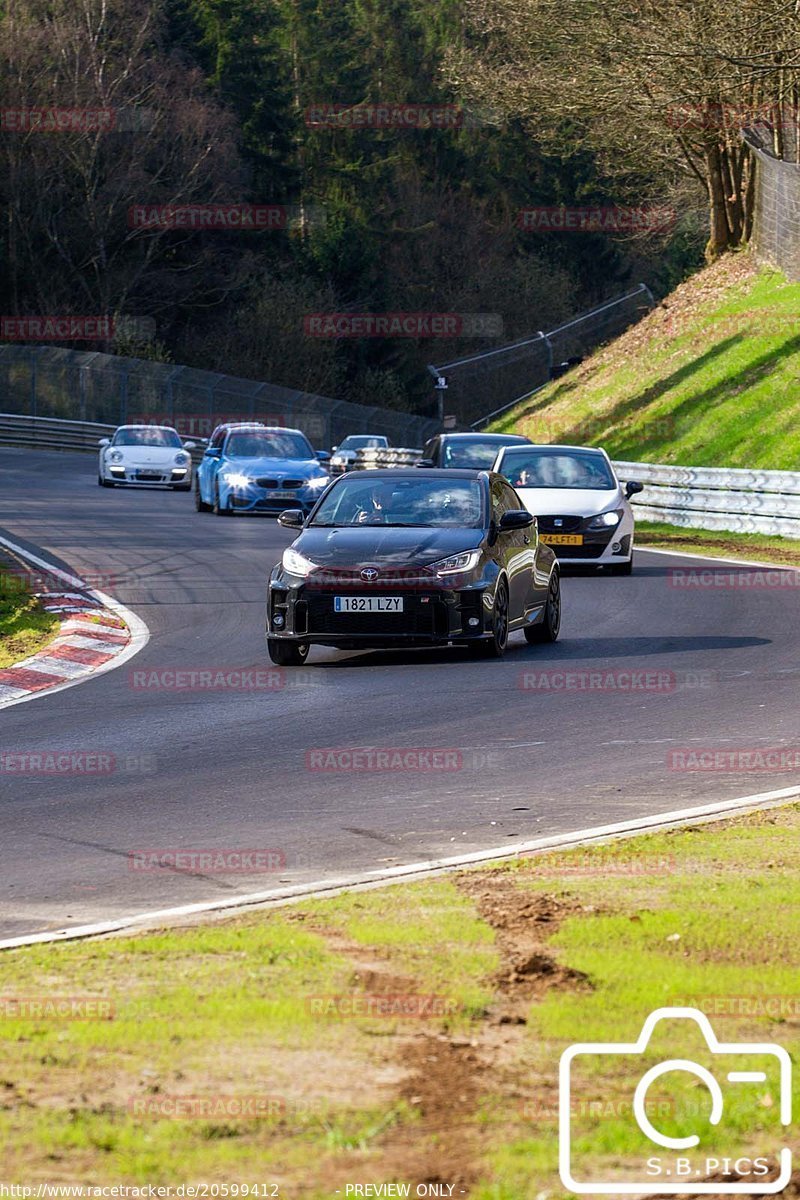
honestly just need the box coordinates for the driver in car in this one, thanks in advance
[354,481,392,523]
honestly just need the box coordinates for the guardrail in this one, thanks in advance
[0,412,116,452]
[614,460,800,539]
[0,413,207,464]
[352,447,424,468]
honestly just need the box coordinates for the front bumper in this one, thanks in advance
[267,576,493,647]
[107,465,191,485]
[538,512,634,565]
[222,481,326,514]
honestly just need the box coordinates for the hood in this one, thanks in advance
[118,447,183,464]
[221,456,325,478]
[295,525,483,568]
[515,486,622,518]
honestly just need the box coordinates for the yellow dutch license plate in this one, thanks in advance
[544,534,584,545]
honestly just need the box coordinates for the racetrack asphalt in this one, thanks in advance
[1,446,797,941]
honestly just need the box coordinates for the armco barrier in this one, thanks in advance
[614,460,800,539]
[352,447,424,468]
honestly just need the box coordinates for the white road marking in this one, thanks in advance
[2,781,799,951]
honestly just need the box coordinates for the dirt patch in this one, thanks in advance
[291,873,596,1193]
[638,529,800,567]
[456,870,593,1022]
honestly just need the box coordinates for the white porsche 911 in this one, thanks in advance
[98,425,196,490]
[492,444,643,574]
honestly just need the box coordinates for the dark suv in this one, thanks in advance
[420,432,532,469]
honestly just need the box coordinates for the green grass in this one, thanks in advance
[3,810,799,1193]
[0,563,59,667]
[491,254,800,469]
[637,519,800,566]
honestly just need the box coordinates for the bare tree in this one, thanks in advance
[449,0,800,258]
[0,0,248,341]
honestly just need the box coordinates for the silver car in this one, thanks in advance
[98,425,196,489]
[329,434,389,474]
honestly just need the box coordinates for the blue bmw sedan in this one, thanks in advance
[195,424,331,517]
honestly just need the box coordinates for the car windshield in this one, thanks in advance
[225,431,313,459]
[499,449,616,490]
[112,428,182,448]
[310,476,484,527]
[338,436,387,450]
[442,438,522,468]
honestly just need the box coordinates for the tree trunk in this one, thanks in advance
[705,142,734,260]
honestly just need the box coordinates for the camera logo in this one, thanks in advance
[559,1007,792,1194]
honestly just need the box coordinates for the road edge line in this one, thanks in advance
[2,783,798,951]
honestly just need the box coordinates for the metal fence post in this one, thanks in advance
[30,350,37,417]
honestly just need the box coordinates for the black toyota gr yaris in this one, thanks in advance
[266,468,561,665]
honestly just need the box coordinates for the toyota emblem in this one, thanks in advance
[361,567,379,582]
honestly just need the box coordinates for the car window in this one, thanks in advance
[310,476,484,527]
[225,431,313,459]
[498,449,616,489]
[490,477,514,523]
[112,428,182,448]
[339,436,388,450]
[443,439,516,469]
[210,427,226,448]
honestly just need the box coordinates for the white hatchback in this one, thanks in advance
[98,425,196,489]
[492,444,643,574]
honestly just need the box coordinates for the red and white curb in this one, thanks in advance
[0,535,149,710]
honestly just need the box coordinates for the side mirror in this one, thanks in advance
[499,509,535,532]
[625,480,644,499]
[316,450,331,462]
[183,441,196,450]
[416,458,435,468]
[278,509,305,529]
[204,446,222,458]
[98,438,110,447]
[331,445,338,454]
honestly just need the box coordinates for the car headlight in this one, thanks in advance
[587,508,623,530]
[429,549,482,576]
[282,546,317,577]
[174,452,190,465]
[109,450,124,463]
[223,472,253,489]
[305,475,329,489]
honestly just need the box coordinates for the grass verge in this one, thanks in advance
[490,253,800,470]
[2,808,799,1196]
[0,558,59,667]
[636,519,800,567]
